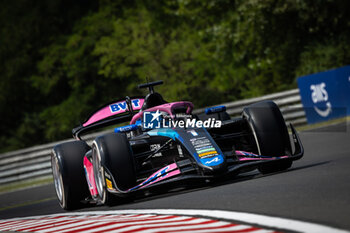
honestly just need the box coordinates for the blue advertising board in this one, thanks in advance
[297,66,350,124]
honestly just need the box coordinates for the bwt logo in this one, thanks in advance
[110,99,140,113]
[143,110,163,129]
[310,82,331,117]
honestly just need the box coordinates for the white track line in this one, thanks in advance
[127,223,250,233]
[57,216,192,233]
[0,219,55,231]
[166,227,274,233]
[52,209,350,233]
[83,217,211,233]
[1,209,349,233]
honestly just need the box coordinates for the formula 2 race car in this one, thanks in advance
[51,80,304,210]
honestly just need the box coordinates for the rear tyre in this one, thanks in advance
[92,133,136,205]
[51,141,90,210]
[243,101,292,174]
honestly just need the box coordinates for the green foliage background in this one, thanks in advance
[1,0,349,152]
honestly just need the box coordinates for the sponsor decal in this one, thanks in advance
[310,82,332,117]
[188,130,198,136]
[149,166,169,181]
[204,157,220,165]
[205,105,226,114]
[109,99,141,113]
[190,137,210,146]
[150,144,161,151]
[127,164,180,191]
[106,179,113,189]
[150,144,162,157]
[143,111,221,129]
[104,171,111,179]
[196,146,215,153]
[110,102,127,113]
[114,124,139,133]
[177,144,184,157]
[197,148,216,154]
[297,66,350,124]
[130,165,170,191]
[198,150,218,158]
[200,154,218,159]
[131,99,140,108]
[201,155,224,166]
[190,137,217,158]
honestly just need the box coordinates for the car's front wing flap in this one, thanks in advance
[121,123,304,193]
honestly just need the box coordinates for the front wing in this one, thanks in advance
[84,124,303,198]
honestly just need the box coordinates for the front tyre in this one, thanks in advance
[92,133,136,205]
[243,100,292,174]
[51,141,90,210]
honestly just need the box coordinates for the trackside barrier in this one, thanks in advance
[0,89,306,185]
[297,65,350,124]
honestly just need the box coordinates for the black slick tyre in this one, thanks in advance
[92,133,136,205]
[243,100,292,174]
[51,141,90,210]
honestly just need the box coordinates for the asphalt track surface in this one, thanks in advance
[1,122,350,231]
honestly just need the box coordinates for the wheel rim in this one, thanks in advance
[92,145,104,200]
[242,112,261,155]
[51,155,64,203]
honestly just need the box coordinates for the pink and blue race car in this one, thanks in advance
[51,80,303,210]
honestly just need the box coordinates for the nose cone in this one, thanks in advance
[200,154,227,174]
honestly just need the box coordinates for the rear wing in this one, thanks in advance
[72,96,144,139]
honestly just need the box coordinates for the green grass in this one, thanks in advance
[296,116,350,132]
